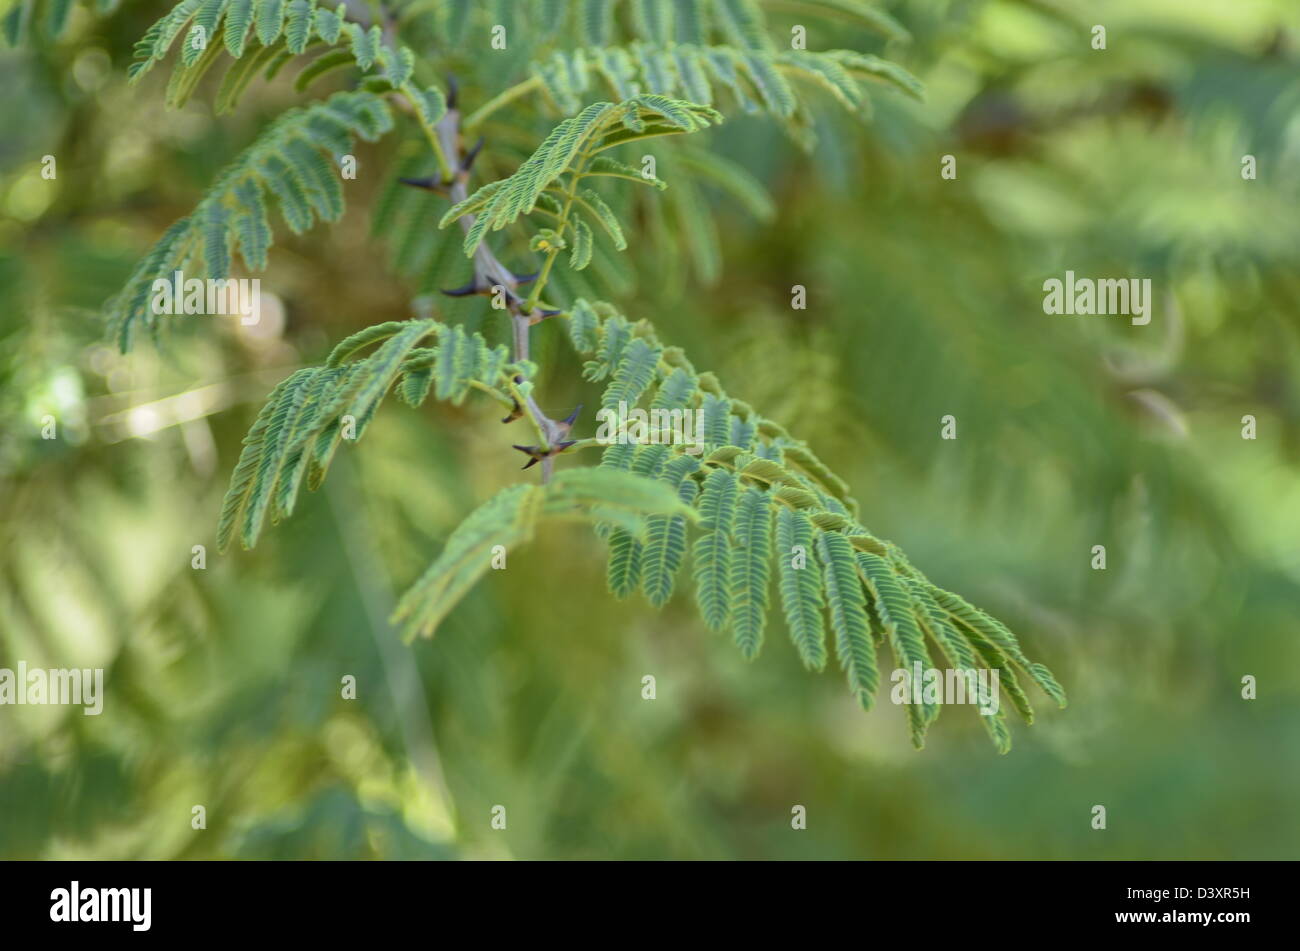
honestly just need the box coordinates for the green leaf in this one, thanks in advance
[569,215,594,269]
[712,0,770,51]
[284,0,315,55]
[392,485,542,640]
[256,0,284,46]
[184,0,227,68]
[107,92,394,351]
[691,467,738,631]
[544,467,698,520]
[343,319,439,428]
[216,369,304,552]
[601,337,662,410]
[934,587,1067,708]
[442,96,721,257]
[858,551,936,729]
[817,530,876,709]
[223,0,253,56]
[578,187,627,249]
[432,324,509,405]
[585,155,667,190]
[776,507,827,671]
[641,455,701,607]
[606,525,643,598]
[729,486,773,659]
[830,50,924,101]
[566,299,601,352]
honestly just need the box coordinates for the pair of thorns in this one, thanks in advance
[397,89,579,470]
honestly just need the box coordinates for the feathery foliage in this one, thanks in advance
[216,317,517,553]
[104,0,1063,754]
[440,95,722,264]
[530,44,922,126]
[564,296,1065,751]
[775,506,827,671]
[418,0,922,149]
[392,467,696,641]
[125,0,443,115]
[402,0,910,50]
[105,90,393,352]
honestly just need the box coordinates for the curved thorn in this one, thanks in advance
[463,136,485,171]
[441,281,481,297]
[399,176,443,191]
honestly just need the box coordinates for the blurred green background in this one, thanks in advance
[2,0,1298,859]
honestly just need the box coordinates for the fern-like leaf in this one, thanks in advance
[392,484,544,641]
[527,43,923,138]
[775,507,827,671]
[441,96,722,258]
[553,298,1064,749]
[107,91,393,352]
[729,486,773,659]
[818,529,876,709]
[640,454,702,606]
[214,316,529,555]
[127,0,440,116]
[691,467,739,631]
[858,550,937,733]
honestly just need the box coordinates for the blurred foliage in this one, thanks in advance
[1,0,1298,859]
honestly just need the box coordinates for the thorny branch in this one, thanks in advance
[402,80,578,481]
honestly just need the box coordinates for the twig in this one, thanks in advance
[462,76,542,130]
[428,87,576,481]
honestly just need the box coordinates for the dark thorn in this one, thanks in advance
[513,440,571,468]
[445,75,459,111]
[514,272,539,285]
[501,400,523,424]
[399,176,443,191]
[441,280,481,297]
[561,404,582,427]
[512,442,542,470]
[462,136,485,171]
[537,308,563,318]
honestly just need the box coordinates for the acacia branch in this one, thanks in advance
[423,89,577,481]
